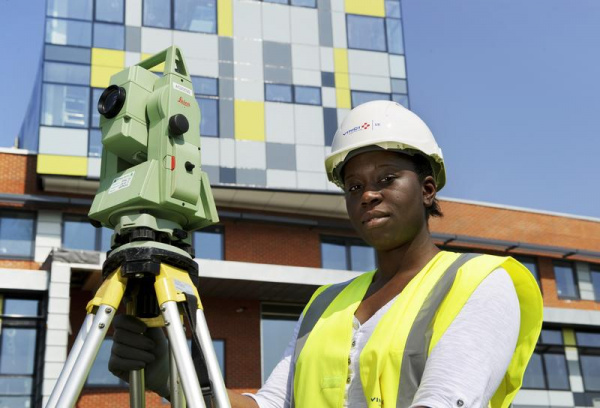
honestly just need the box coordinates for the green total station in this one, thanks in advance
[89,46,218,255]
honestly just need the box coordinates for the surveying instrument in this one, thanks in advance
[47,46,230,408]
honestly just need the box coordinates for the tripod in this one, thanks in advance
[46,239,231,408]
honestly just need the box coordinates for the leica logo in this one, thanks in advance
[178,97,190,107]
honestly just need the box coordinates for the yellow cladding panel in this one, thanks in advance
[345,0,385,17]
[336,88,351,109]
[335,72,349,89]
[218,0,233,37]
[234,100,265,141]
[37,155,88,176]
[333,48,349,74]
[91,48,125,68]
[91,66,123,88]
[563,328,576,346]
[141,53,166,73]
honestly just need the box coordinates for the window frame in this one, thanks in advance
[192,75,220,138]
[320,235,377,272]
[261,0,317,8]
[553,260,580,300]
[142,0,218,34]
[590,264,600,301]
[192,225,225,260]
[521,328,571,391]
[0,210,36,260]
[265,83,323,106]
[40,82,91,129]
[0,293,46,407]
[62,214,111,252]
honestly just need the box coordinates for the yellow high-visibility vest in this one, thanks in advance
[292,252,543,408]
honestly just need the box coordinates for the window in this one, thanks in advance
[0,211,35,259]
[351,90,390,108]
[42,84,90,128]
[261,304,303,382]
[263,0,316,7]
[95,0,124,23]
[143,0,217,34]
[44,62,90,86]
[0,295,43,407]
[321,236,376,272]
[347,15,386,52]
[62,215,112,252]
[515,256,541,287]
[93,22,125,49]
[86,339,126,387]
[265,84,322,106]
[47,0,92,20]
[522,329,570,390]
[591,265,600,301]
[187,339,225,375]
[192,76,219,137]
[553,261,579,299]
[193,226,224,260]
[46,18,92,47]
[576,331,600,391]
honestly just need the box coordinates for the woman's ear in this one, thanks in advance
[422,175,437,208]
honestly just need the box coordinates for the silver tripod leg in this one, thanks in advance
[170,347,186,408]
[130,368,145,408]
[55,304,115,408]
[194,309,231,408]
[46,313,94,408]
[162,300,206,408]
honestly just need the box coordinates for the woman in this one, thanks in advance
[110,101,543,408]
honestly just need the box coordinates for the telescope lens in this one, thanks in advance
[98,85,126,119]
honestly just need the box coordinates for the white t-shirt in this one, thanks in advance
[246,268,521,408]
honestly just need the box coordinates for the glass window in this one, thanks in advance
[46,18,92,47]
[193,227,224,260]
[386,18,403,55]
[93,23,125,50]
[0,328,37,375]
[391,93,409,108]
[44,62,90,86]
[3,299,38,317]
[42,84,90,128]
[266,84,293,103]
[143,0,171,28]
[197,98,219,137]
[543,353,570,389]
[86,339,125,386]
[591,266,600,300]
[347,15,386,52]
[541,329,563,345]
[516,256,540,286]
[351,91,390,108]
[264,0,288,4]
[63,216,108,251]
[91,88,103,128]
[261,304,303,383]
[47,0,92,20]
[321,241,347,270]
[212,340,225,375]
[553,261,579,299]
[294,86,321,105]
[350,245,376,272]
[580,354,600,391]
[89,129,103,157]
[522,352,545,389]
[0,212,35,258]
[576,331,600,348]
[95,0,124,23]
[391,79,407,94]
[174,0,217,34]
[385,0,401,18]
[291,0,316,7]
[192,77,218,96]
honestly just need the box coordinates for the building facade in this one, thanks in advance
[1,0,599,407]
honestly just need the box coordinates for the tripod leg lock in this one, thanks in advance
[155,263,203,310]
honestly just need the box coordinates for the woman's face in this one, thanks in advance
[343,150,435,252]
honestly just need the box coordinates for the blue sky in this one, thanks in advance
[1,0,599,218]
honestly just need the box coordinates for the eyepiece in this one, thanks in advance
[98,85,126,119]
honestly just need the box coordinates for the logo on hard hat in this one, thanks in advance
[342,120,381,136]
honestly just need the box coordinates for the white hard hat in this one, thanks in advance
[325,100,446,190]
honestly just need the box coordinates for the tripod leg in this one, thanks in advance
[130,368,146,408]
[170,347,186,408]
[194,309,231,408]
[46,313,94,408]
[55,305,115,407]
[162,300,206,408]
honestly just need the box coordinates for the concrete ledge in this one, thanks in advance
[0,268,48,291]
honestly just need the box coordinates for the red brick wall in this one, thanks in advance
[0,152,37,195]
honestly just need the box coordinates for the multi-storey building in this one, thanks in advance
[1,0,599,407]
